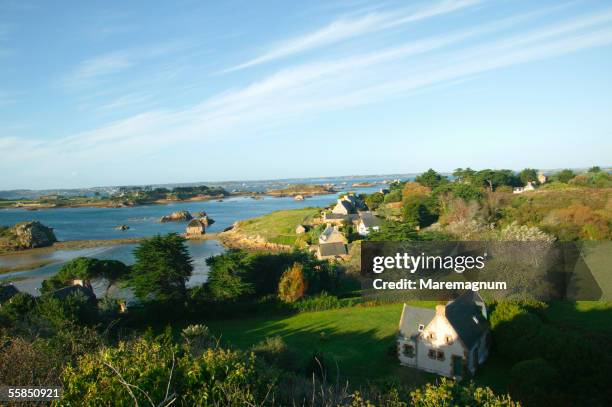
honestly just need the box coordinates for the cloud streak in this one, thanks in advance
[223,0,481,73]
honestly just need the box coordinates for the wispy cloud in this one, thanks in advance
[223,0,481,73]
[3,4,612,188]
[62,42,187,88]
[62,52,134,88]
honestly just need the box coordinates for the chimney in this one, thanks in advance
[435,304,446,317]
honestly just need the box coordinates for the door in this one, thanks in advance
[452,355,463,377]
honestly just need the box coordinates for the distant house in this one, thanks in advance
[379,188,390,194]
[357,211,382,236]
[317,241,348,260]
[318,224,347,244]
[513,181,537,194]
[538,173,548,184]
[317,224,348,260]
[332,199,355,215]
[186,219,206,237]
[295,224,308,234]
[322,212,348,225]
[0,284,19,306]
[397,291,490,380]
[294,194,305,201]
[51,284,97,302]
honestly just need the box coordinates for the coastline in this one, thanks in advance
[0,190,338,211]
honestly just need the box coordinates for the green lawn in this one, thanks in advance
[204,300,612,390]
[236,207,321,246]
[207,302,438,385]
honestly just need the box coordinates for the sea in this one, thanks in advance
[0,179,393,296]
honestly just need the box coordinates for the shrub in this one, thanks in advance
[293,292,341,312]
[251,336,299,371]
[409,378,518,406]
[278,263,307,303]
[510,358,559,405]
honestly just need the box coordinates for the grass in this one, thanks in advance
[204,300,612,390]
[207,302,436,385]
[236,207,321,247]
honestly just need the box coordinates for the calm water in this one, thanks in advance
[0,187,378,294]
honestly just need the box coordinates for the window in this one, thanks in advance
[446,335,453,344]
[428,349,436,359]
[437,350,445,361]
[418,324,424,332]
[402,344,415,358]
[428,332,436,340]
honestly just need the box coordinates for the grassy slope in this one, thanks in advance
[207,301,612,389]
[236,207,320,246]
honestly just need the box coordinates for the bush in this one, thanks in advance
[409,378,518,406]
[61,335,273,406]
[510,358,559,405]
[278,263,307,303]
[292,292,341,312]
[251,336,299,371]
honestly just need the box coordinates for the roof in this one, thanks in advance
[0,284,19,303]
[335,200,355,213]
[187,219,205,228]
[318,242,347,257]
[444,291,488,349]
[324,213,347,220]
[50,285,97,302]
[398,291,488,348]
[398,305,435,340]
[359,212,382,228]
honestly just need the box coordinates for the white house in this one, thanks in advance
[357,211,382,236]
[397,291,490,379]
[513,181,537,194]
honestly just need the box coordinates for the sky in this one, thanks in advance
[0,0,611,190]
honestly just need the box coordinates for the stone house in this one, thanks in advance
[538,173,548,184]
[186,219,206,237]
[397,291,490,379]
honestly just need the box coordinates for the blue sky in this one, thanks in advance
[1,0,611,190]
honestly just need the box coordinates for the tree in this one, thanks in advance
[554,169,575,183]
[367,221,418,241]
[415,169,447,188]
[41,257,129,296]
[519,168,538,185]
[588,166,601,173]
[402,195,436,228]
[206,251,254,301]
[472,169,521,190]
[128,233,193,302]
[278,263,307,303]
[364,192,384,210]
[452,167,476,182]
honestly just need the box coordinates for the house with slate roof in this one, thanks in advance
[356,211,382,236]
[397,291,490,379]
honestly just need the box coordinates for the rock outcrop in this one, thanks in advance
[115,225,130,231]
[160,210,193,222]
[9,221,57,249]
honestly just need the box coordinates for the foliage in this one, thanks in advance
[251,336,299,371]
[278,263,307,303]
[433,182,484,202]
[409,378,519,406]
[292,292,342,312]
[402,194,437,228]
[366,221,419,241]
[569,171,612,188]
[383,189,403,203]
[61,334,271,406]
[498,222,555,242]
[415,169,447,189]
[552,168,575,183]
[518,168,538,185]
[365,192,385,210]
[129,233,193,302]
[41,257,129,295]
[36,291,98,327]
